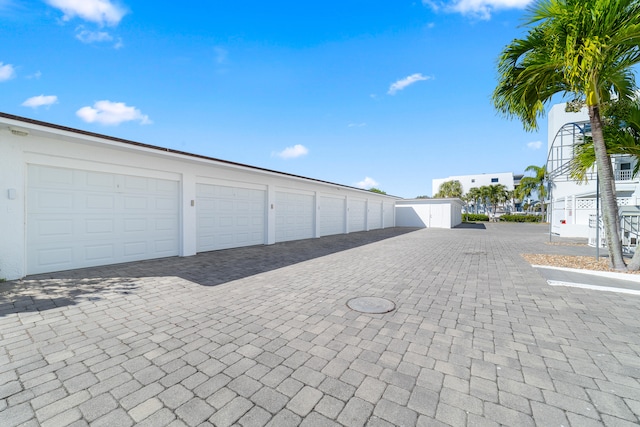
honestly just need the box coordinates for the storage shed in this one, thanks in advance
[395,198,463,229]
[0,113,398,280]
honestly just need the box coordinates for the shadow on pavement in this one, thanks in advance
[454,222,487,230]
[1,228,421,315]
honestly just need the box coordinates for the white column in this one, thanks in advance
[365,199,370,231]
[266,185,276,244]
[181,173,197,256]
[345,196,350,234]
[314,192,321,238]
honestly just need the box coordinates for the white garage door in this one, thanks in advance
[27,164,179,275]
[319,196,345,237]
[196,184,266,251]
[368,201,382,230]
[384,202,395,228]
[349,199,367,232]
[276,191,314,242]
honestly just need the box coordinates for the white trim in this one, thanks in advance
[532,265,640,283]
[547,280,640,296]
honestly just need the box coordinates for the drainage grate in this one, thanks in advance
[346,297,395,314]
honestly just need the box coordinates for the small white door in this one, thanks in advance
[196,184,266,251]
[275,191,314,242]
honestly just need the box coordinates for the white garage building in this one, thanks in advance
[0,113,398,280]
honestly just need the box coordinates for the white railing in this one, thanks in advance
[588,214,605,248]
[589,213,640,254]
[615,169,633,181]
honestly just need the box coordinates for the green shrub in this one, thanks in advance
[463,213,489,222]
[499,214,542,223]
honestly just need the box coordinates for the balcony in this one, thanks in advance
[616,169,634,182]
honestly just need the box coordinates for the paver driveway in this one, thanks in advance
[1,223,640,426]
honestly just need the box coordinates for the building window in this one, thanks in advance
[471,179,475,183]
[621,163,631,170]
[491,178,499,183]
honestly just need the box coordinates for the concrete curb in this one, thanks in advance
[532,264,640,283]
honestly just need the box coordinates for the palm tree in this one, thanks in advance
[485,184,509,216]
[493,0,640,270]
[569,100,640,268]
[434,180,463,198]
[516,165,547,220]
[570,101,640,183]
[466,187,483,214]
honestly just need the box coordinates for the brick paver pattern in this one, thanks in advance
[1,223,639,426]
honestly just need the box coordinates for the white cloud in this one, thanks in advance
[76,100,152,125]
[75,27,112,43]
[214,46,228,64]
[274,144,308,159]
[26,71,42,79]
[22,95,58,108]
[356,177,379,189]
[45,0,127,26]
[527,140,542,150]
[423,0,532,19]
[388,73,431,95]
[0,62,16,81]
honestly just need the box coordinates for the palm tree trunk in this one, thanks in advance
[589,105,627,270]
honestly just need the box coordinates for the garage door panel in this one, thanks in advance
[86,194,115,209]
[196,183,266,251]
[123,241,146,256]
[85,244,114,261]
[32,190,74,210]
[35,165,74,186]
[124,175,148,191]
[36,247,73,269]
[85,219,114,235]
[38,219,74,237]
[86,171,115,188]
[124,196,148,210]
[27,164,180,275]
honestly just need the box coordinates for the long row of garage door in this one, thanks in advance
[27,165,393,275]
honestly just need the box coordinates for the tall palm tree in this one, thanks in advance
[434,180,463,198]
[493,0,640,270]
[516,165,547,220]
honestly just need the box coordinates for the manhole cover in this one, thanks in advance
[347,297,395,314]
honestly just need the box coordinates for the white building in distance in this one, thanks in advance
[432,172,520,196]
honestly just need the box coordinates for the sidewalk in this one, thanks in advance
[1,223,639,426]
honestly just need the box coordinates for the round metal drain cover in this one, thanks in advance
[347,297,395,314]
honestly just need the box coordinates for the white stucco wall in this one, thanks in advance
[0,116,398,280]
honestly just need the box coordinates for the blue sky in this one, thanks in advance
[1,0,549,198]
